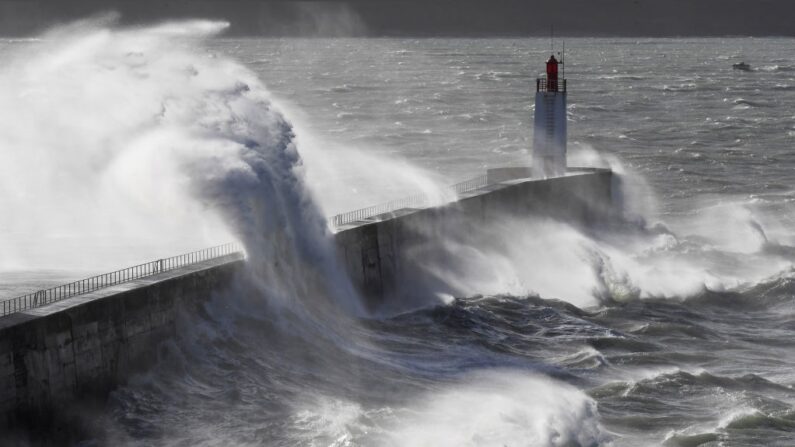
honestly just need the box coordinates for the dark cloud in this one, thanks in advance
[0,0,792,37]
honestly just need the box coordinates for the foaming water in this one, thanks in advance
[380,371,606,446]
[0,20,241,270]
[0,22,609,446]
[388,150,795,309]
[3,33,795,446]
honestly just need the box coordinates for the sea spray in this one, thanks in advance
[0,21,384,443]
[56,35,795,447]
[388,147,795,308]
[0,19,364,315]
[0,20,236,270]
[272,100,457,219]
[381,370,608,446]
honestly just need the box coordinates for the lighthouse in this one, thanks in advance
[532,53,567,178]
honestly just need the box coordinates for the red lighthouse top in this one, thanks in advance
[546,55,559,92]
[536,53,565,93]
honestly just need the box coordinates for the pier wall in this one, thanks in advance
[0,257,244,430]
[0,169,613,428]
[335,169,614,305]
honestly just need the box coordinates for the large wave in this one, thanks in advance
[0,20,612,445]
[18,18,795,447]
[0,19,231,270]
[395,146,795,308]
[0,18,364,316]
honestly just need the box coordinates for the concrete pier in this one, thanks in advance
[0,168,613,428]
[0,255,244,430]
[335,168,613,305]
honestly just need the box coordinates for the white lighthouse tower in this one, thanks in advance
[532,53,567,178]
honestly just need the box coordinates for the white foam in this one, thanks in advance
[383,370,608,447]
[0,19,364,317]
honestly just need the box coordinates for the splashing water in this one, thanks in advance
[0,21,615,445]
[5,27,795,446]
[0,19,365,316]
[0,19,240,270]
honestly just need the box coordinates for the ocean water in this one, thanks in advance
[200,37,795,446]
[2,27,795,446]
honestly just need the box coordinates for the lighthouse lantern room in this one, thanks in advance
[531,53,567,178]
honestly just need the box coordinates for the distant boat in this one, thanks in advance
[732,62,751,71]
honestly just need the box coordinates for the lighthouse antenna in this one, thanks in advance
[550,25,554,53]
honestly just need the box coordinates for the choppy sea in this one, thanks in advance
[2,32,795,446]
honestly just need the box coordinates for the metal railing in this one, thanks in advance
[2,175,492,316]
[1,243,244,317]
[536,78,567,93]
[451,175,490,195]
[331,174,489,227]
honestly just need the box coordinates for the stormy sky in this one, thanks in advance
[0,0,793,37]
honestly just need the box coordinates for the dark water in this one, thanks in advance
[100,279,795,446]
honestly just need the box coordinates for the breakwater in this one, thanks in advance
[0,168,613,430]
[336,168,613,306]
[0,255,245,432]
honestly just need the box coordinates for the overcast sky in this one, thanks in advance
[0,0,793,37]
